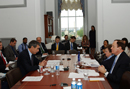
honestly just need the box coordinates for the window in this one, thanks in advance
[60,9,83,40]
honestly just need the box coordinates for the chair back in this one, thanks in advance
[6,68,22,88]
[69,50,78,54]
[9,62,17,70]
[54,50,65,54]
[120,71,130,89]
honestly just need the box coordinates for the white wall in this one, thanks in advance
[97,0,130,51]
[0,0,45,49]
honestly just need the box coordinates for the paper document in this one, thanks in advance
[56,54,62,56]
[71,54,76,56]
[63,86,71,89]
[22,76,43,82]
[9,61,15,64]
[5,67,9,70]
[68,72,84,78]
[77,69,99,76]
[42,55,47,57]
[0,73,6,79]
[89,78,105,81]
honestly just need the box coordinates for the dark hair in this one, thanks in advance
[122,38,128,47]
[10,38,17,43]
[73,36,76,39]
[128,43,130,48]
[115,40,125,50]
[23,37,27,41]
[104,40,109,44]
[0,41,1,43]
[71,36,75,39]
[64,35,68,38]
[105,44,112,52]
[91,25,95,30]
[28,40,40,48]
[55,36,60,39]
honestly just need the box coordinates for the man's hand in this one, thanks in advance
[98,65,106,74]
[6,64,10,68]
[15,57,18,60]
[42,53,48,55]
[39,60,47,66]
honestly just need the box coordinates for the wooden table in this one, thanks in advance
[11,55,112,89]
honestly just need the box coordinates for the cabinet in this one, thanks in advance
[44,15,53,44]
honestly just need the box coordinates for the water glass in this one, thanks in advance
[52,51,55,56]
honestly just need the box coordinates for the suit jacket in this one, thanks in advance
[36,42,48,56]
[0,56,7,73]
[107,52,130,89]
[17,49,39,77]
[101,55,116,72]
[51,42,64,50]
[4,45,18,62]
[65,41,77,53]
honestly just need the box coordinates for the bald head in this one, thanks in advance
[36,37,42,43]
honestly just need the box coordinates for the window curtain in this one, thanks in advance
[58,0,85,16]
[58,0,62,17]
[80,0,84,16]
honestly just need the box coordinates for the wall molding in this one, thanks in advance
[112,0,130,3]
[0,0,26,8]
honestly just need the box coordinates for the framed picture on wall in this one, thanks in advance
[112,0,130,3]
[0,0,26,8]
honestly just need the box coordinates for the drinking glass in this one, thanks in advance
[83,70,88,80]
[44,66,50,75]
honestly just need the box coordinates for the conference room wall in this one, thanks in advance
[97,0,130,51]
[0,0,46,49]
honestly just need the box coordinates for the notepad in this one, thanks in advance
[22,76,43,82]
[89,78,105,81]
[63,86,71,89]
[56,54,62,56]
[71,54,76,56]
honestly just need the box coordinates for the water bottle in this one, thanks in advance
[77,79,82,89]
[78,51,80,62]
[55,63,60,75]
[71,78,77,89]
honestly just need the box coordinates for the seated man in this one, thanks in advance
[18,37,28,53]
[36,37,48,56]
[62,35,69,44]
[65,36,77,53]
[4,38,18,62]
[0,41,9,73]
[51,36,64,51]
[17,40,47,77]
[98,40,130,89]
[100,44,116,72]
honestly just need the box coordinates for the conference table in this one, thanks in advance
[11,54,112,89]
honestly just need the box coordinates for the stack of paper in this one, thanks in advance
[77,69,99,76]
[89,78,105,81]
[22,76,43,82]
[68,72,84,78]
[46,60,61,66]
[56,54,62,56]
[63,86,71,89]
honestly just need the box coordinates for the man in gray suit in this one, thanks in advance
[4,38,18,62]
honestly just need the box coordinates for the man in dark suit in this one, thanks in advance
[65,36,77,53]
[36,37,48,56]
[62,35,69,44]
[17,40,47,77]
[4,38,18,62]
[0,41,9,73]
[98,40,130,89]
[51,36,64,51]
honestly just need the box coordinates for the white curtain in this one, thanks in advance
[61,0,81,10]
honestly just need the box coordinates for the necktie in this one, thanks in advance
[110,56,117,74]
[71,43,73,50]
[1,52,6,65]
[40,45,44,54]
[56,44,58,51]
[30,55,33,66]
